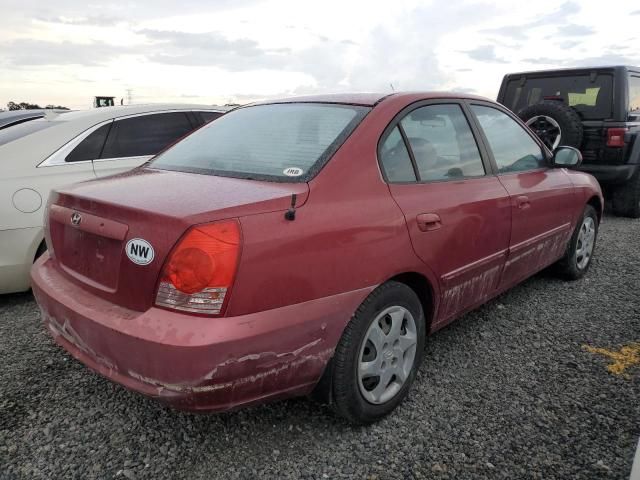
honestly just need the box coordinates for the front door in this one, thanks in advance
[378,102,512,326]
[470,103,576,288]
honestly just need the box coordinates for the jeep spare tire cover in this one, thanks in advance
[518,100,583,150]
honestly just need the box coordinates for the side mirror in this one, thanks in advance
[552,146,582,168]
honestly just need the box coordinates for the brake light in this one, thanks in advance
[155,220,240,315]
[607,128,627,147]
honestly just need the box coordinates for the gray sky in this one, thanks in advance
[0,0,638,109]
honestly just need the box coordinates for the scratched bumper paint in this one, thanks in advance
[31,254,372,411]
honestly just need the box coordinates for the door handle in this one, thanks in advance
[515,195,530,209]
[416,213,442,232]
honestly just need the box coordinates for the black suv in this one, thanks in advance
[497,66,640,217]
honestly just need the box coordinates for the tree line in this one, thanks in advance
[6,101,70,111]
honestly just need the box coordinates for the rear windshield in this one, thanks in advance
[150,103,370,181]
[0,118,57,147]
[503,74,614,120]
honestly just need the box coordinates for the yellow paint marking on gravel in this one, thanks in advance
[582,343,640,378]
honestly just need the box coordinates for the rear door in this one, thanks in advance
[469,102,576,288]
[378,101,511,325]
[92,111,196,177]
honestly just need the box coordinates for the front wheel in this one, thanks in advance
[330,281,426,424]
[556,205,598,280]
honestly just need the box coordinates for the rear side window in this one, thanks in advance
[151,103,369,181]
[472,105,545,173]
[629,76,640,114]
[101,112,193,159]
[399,104,485,181]
[65,123,111,162]
[199,111,223,124]
[379,127,416,182]
[503,74,613,120]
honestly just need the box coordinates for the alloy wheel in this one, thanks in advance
[357,306,418,404]
[526,115,562,150]
[575,216,596,270]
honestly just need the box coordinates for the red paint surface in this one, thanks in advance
[31,92,603,411]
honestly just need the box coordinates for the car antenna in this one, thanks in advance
[285,193,297,221]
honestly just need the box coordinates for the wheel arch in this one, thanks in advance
[310,271,437,405]
[387,272,436,333]
[586,195,603,222]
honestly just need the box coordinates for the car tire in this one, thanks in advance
[612,170,640,218]
[556,205,598,280]
[34,240,47,262]
[518,100,583,150]
[330,281,426,424]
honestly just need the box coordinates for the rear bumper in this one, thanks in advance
[578,164,639,185]
[31,254,372,412]
[0,227,43,294]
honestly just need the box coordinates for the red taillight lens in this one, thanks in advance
[155,220,240,315]
[607,128,627,147]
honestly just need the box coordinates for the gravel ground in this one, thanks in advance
[1,215,639,480]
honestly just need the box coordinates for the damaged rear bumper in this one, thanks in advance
[31,254,372,412]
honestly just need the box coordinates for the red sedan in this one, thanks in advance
[31,93,603,423]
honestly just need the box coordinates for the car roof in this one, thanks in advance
[47,103,229,124]
[503,65,640,78]
[0,109,72,129]
[0,103,230,168]
[248,91,490,107]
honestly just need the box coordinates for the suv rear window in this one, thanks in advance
[503,74,614,120]
[150,103,369,181]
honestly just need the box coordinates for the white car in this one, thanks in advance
[0,104,228,294]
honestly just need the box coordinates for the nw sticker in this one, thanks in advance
[126,238,155,265]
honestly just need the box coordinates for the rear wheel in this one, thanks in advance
[556,205,598,280]
[34,240,47,262]
[612,170,640,218]
[331,281,426,424]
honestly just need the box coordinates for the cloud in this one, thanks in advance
[631,10,640,15]
[139,29,290,71]
[464,45,508,63]
[483,1,581,40]
[556,24,594,36]
[0,39,134,66]
[522,51,635,67]
[35,15,123,26]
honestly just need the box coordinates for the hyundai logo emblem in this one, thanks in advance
[71,212,82,226]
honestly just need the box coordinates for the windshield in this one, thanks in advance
[150,103,370,181]
[0,118,58,147]
[503,73,614,120]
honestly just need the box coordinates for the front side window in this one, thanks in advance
[151,103,369,181]
[629,75,640,114]
[101,112,194,159]
[471,105,545,173]
[399,104,485,181]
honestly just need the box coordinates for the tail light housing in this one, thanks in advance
[606,128,627,147]
[155,219,241,316]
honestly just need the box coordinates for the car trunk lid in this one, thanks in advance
[46,168,308,311]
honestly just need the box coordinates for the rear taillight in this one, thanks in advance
[606,128,627,147]
[155,219,240,316]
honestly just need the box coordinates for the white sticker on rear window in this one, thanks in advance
[283,167,304,177]
[126,238,155,265]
